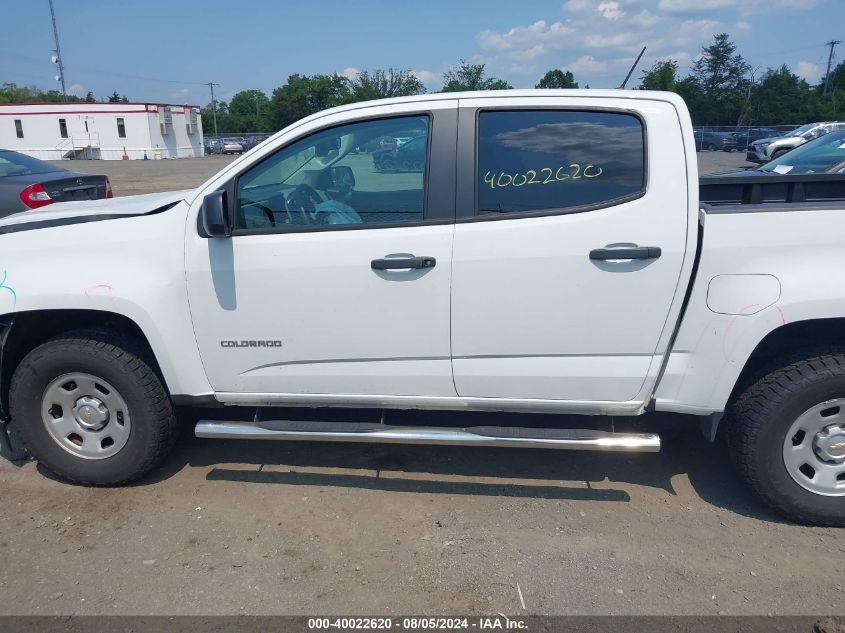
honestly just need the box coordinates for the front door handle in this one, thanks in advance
[589,246,662,260]
[371,255,437,270]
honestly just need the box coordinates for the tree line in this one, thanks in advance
[3,33,843,132]
[0,84,130,104]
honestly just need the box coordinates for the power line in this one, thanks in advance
[824,40,841,94]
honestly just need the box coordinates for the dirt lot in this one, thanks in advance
[4,150,841,617]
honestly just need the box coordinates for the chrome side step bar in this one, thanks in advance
[194,420,660,452]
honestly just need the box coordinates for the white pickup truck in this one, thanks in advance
[1,90,843,526]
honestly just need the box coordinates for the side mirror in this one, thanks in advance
[201,190,230,238]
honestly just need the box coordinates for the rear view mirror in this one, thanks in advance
[201,190,230,238]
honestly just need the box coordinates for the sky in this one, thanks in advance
[0,0,842,106]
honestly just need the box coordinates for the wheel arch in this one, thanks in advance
[0,309,163,419]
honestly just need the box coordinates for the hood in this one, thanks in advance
[0,189,192,230]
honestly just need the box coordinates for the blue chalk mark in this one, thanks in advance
[0,270,17,308]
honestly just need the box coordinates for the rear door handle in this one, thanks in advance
[371,256,437,270]
[589,246,662,260]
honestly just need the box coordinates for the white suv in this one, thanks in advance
[747,121,845,163]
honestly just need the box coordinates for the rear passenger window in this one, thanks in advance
[476,110,645,216]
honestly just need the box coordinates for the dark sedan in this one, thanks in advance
[0,150,111,218]
[693,130,738,152]
[373,135,426,172]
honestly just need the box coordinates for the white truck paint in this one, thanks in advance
[1,90,843,524]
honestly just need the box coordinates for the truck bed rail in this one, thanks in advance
[700,173,845,206]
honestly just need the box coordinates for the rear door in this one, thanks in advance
[451,95,695,406]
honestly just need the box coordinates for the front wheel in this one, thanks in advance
[771,149,788,159]
[727,351,845,526]
[9,330,179,485]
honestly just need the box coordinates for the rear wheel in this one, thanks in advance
[707,143,716,151]
[9,330,178,485]
[727,351,845,526]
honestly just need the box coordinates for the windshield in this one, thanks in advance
[786,124,815,137]
[0,150,63,178]
[760,130,845,174]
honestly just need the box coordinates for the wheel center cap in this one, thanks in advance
[815,425,845,463]
[73,396,109,430]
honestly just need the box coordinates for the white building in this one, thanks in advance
[0,102,204,160]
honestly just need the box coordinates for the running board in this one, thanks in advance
[194,420,660,452]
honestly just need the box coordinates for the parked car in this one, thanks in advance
[0,149,111,218]
[221,138,244,155]
[693,130,738,152]
[747,121,845,163]
[373,135,426,171]
[204,138,223,155]
[3,90,845,526]
[710,129,845,178]
[730,127,780,151]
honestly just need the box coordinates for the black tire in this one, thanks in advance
[726,350,845,526]
[707,143,716,151]
[771,149,788,159]
[9,330,178,486]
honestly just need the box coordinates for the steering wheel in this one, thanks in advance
[285,184,323,225]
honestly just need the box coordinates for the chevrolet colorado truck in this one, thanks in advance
[1,90,843,526]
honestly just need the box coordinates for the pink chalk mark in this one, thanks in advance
[775,305,787,325]
[84,284,113,297]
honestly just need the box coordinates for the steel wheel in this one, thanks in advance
[41,372,131,460]
[783,399,845,496]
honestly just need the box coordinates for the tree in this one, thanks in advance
[84,91,96,103]
[638,60,678,91]
[108,91,129,103]
[535,69,578,89]
[441,60,512,92]
[227,89,271,132]
[349,69,425,101]
[746,66,816,125]
[267,74,351,131]
[688,33,751,125]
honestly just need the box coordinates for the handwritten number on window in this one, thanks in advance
[483,164,602,189]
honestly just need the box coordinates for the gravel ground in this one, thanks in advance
[5,149,837,617]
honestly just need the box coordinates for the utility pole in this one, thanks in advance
[48,0,67,97]
[824,40,841,95]
[206,82,220,136]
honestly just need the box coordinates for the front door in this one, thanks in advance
[185,103,458,398]
[450,98,694,405]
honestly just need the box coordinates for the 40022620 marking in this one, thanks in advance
[482,163,603,189]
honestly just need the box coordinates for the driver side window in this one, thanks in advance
[235,115,430,231]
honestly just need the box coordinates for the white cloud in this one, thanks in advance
[562,0,591,13]
[411,69,437,85]
[68,83,85,95]
[631,10,662,27]
[597,1,624,20]
[569,55,608,74]
[794,60,822,82]
[658,0,736,10]
[340,67,361,80]
[735,20,752,30]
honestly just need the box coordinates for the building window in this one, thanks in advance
[116,117,126,138]
[59,118,68,138]
[14,119,23,139]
